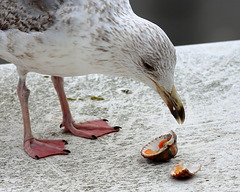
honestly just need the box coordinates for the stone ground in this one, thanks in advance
[0,41,240,191]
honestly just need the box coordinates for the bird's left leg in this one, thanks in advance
[51,76,120,139]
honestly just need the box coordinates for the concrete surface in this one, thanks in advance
[0,41,240,191]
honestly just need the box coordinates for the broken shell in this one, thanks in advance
[141,130,178,161]
[170,161,201,178]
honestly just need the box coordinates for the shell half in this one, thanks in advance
[141,130,178,161]
[170,161,201,178]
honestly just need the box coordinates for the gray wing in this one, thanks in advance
[0,0,64,32]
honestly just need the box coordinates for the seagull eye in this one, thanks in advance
[142,60,155,72]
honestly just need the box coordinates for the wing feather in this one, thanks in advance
[0,0,64,32]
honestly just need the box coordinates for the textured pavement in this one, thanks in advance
[0,41,240,191]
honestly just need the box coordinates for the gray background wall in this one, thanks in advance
[130,0,240,45]
[1,0,240,64]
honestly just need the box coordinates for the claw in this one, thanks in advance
[102,119,108,122]
[92,135,97,139]
[62,140,68,145]
[63,149,71,153]
[60,123,63,128]
[35,155,40,160]
[114,126,122,130]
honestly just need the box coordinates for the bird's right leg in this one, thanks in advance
[17,71,70,159]
[51,76,120,139]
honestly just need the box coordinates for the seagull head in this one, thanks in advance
[119,17,185,124]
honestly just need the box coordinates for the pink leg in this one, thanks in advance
[17,73,70,159]
[51,76,120,139]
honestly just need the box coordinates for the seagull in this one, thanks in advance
[0,0,185,159]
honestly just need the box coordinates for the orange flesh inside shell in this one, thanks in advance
[174,170,181,174]
[158,139,168,148]
[174,165,183,174]
[144,139,169,155]
[145,149,155,155]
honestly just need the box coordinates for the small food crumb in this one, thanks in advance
[91,96,104,101]
[121,89,133,94]
[67,98,77,101]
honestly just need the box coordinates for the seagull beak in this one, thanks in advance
[152,80,185,124]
